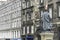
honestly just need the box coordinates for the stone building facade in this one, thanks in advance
[0,0,60,40]
[0,0,22,39]
[21,0,60,40]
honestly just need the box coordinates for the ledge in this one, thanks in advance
[40,31,54,36]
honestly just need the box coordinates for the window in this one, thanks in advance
[23,15,26,21]
[27,1,30,7]
[11,5,14,10]
[13,31,15,38]
[12,11,19,18]
[27,14,30,21]
[18,30,21,38]
[9,6,11,11]
[40,0,44,3]
[8,14,11,20]
[23,27,25,35]
[22,28,23,35]
[12,18,21,28]
[19,2,21,7]
[12,21,17,28]
[30,1,33,6]
[31,26,34,34]
[22,2,26,9]
[27,9,33,19]
[17,10,21,17]
[22,10,25,15]
[14,2,17,9]
[5,7,7,12]
[7,7,9,12]
[16,2,20,8]
[17,20,21,27]
[12,22,15,28]
[49,8,52,18]
[5,14,11,20]
[27,27,29,34]
[58,6,60,17]
[13,30,20,38]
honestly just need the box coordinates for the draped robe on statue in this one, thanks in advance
[42,11,52,31]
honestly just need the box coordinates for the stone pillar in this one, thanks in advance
[40,31,54,40]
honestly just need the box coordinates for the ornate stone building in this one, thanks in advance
[0,0,22,40]
[21,0,60,40]
[0,0,60,40]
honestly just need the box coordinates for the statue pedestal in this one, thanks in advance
[40,31,54,40]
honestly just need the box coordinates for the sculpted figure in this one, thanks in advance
[42,5,52,31]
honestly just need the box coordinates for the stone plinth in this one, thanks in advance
[40,31,54,40]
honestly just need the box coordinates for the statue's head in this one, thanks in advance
[44,5,48,11]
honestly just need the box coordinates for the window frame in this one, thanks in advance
[48,4,53,20]
[57,3,60,18]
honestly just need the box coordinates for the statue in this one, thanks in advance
[42,5,52,31]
